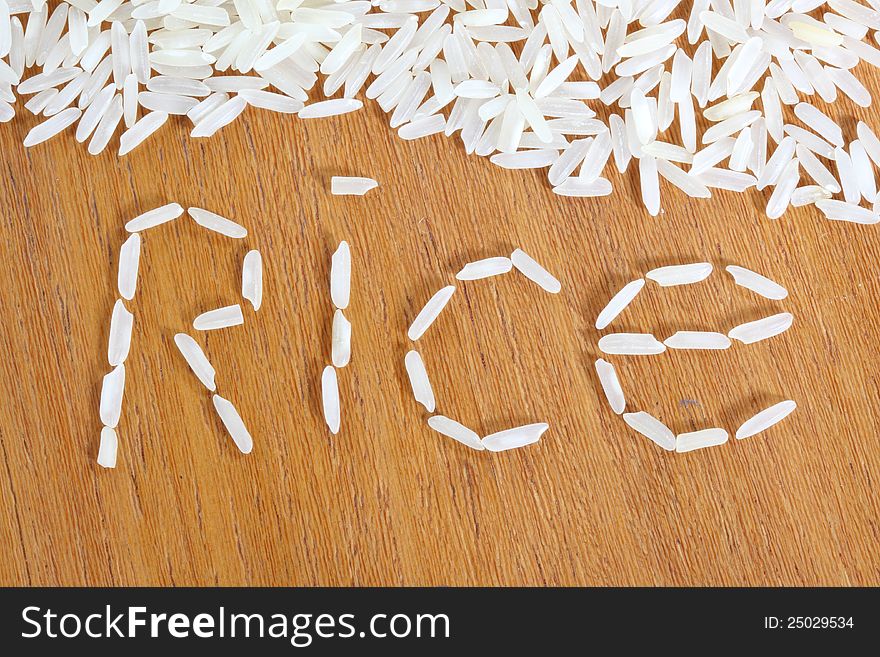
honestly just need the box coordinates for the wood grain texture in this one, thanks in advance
[1,78,879,587]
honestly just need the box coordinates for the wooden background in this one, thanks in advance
[1,77,879,586]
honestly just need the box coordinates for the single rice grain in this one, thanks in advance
[107,299,134,366]
[676,428,729,453]
[595,279,645,330]
[598,333,666,355]
[117,232,141,300]
[595,358,625,414]
[193,304,244,331]
[212,394,254,454]
[330,241,351,310]
[404,349,435,412]
[188,207,247,238]
[125,202,183,232]
[482,422,549,452]
[510,248,561,293]
[736,400,797,439]
[427,414,484,450]
[456,256,512,281]
[99,363,125,428]
[242,249,263,311]
[332,309,352,368]
[173,333,216,391]
[725,265,788,300]
[408,285,455,341]
[645,262,713,286]
[623,411,675,451]
[728,312,793,344]
[97,426,118,468]
[663,331,731,350]
[321,365,341,435]
[331,176,379,196]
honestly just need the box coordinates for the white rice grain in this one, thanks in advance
[595,279,645,330]
[703,92,759,122]
[857,121,880,168]
[455,256,512,280]
[330,240,351,310]
[321,365,340,435]
[766,158,799,220]
[490,148,557,169]
[110,20,130,88]
[254,34,308,72]
[107,299,133,367]
[639,155,660,216]
[123,73,138,127]
[242,249,263,311]
[125,202,183,232]
[698,168,757,192]
[736,400,797,439]
[408,285,455,341]
[815,199,880,224]
[331,176,379,196]
[118,110,168,156]
[664,331,732,350]
[646,262,713,286]
[850,140,877,202]
[598,333,666,356]
[701,110,760,144]
[399,114,446,140]
[187,92,227,124]
[699,11,750,43]
[510,248,560,293]
[298,97,363,119]
[99,363,125,429]
[332,309,352,368]
[404,349,434,412]
[18,67,79,95]
[129,19,149,83]
[725,265,788,300]
[212,394,254,454]
[427,414,484,450]
[791,185,833,207]
[191,95,246,137]
[193,304,244,331]
[756,136,796,190]
[239,88,303,114]
[76,84,116,142]
[761,79,783,142]
[728,312,794,344]
[88,94,123,155]
[794,102,844,147]
[676,428,729,453]
[188,206,247,238]
[623,411,675,451]
[657,159,712,198]
[784,123,835,160]
[138,91,198,115]
[482,422,548,452]
[595,358,625,415]
[117,232,141,301]
[23,106,81,146]
[97,426,118,468]
[552,177,613,197]
[173,333,216,391]
[609,114,631,172]
[797,144,842,193]
[825,67,870,107]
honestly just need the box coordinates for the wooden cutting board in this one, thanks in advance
[0,83,878,586]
